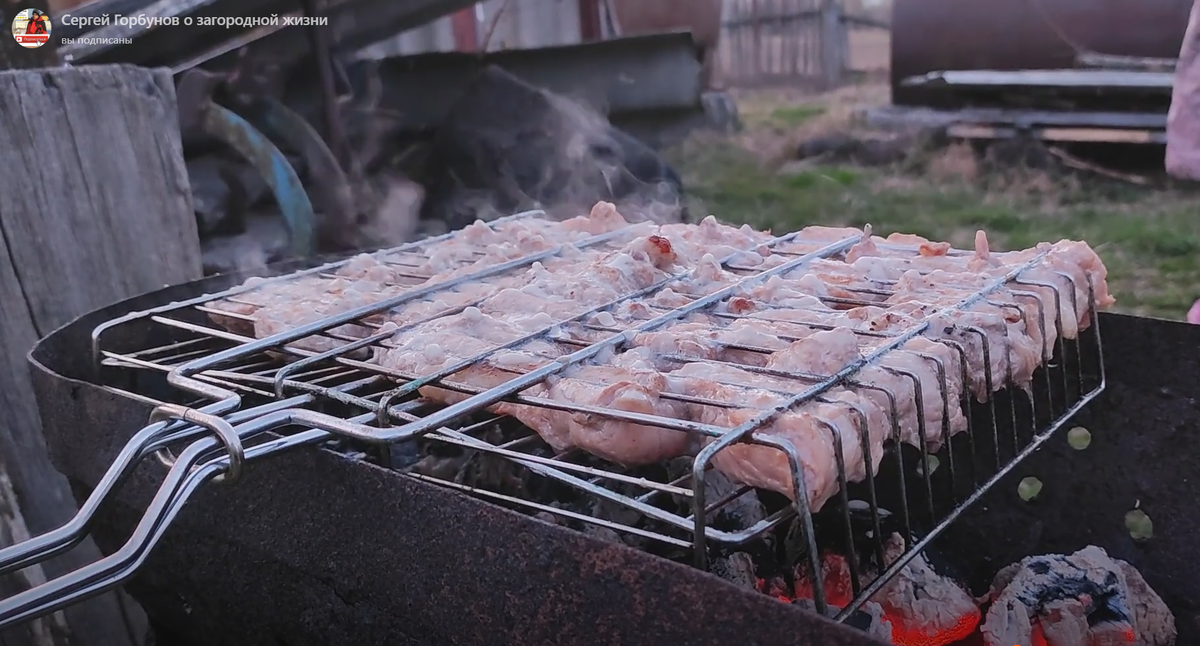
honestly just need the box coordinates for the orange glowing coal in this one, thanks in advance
[1032,623,1047,646]
[761,553,980,646]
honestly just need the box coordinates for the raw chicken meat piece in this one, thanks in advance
[848,231,1103,342]
[636,321,966,450]
[228,275,420,353]
[478,233,683,324]
[775,235,1084,365]
[203,205,1118,503]
[206,273,342,338]
[657,215,776,264]
[377,233,693,464]
[781,225,871,251]
[784,226,1112,338]
[382,309,690,464]
[885,270,1047,388]
[678,371,871,510]
[206,201,649,351]
[763,328,967,450]
[671,359,891,467]
[702,283,1014,400]
[710,257,1048,396]
[380,305,559,404]
[979,238,1115,331]
[497,360,691,464]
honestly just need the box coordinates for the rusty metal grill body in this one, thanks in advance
[0,210,1106,631]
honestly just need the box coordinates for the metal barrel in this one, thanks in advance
[890,0,1192,105]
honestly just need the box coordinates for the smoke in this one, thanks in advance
[349,174,426,250]
[420,66,687,232]
[320,66,690,259]
[544,91,687,225]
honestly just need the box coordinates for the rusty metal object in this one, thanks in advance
[607,0,722,87]
[300,0,345,161]
[252,97,362,249]
[200,106,315,257]
[891,0,1193,106]
[176,70,315,257]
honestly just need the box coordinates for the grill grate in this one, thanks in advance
[0,209,1106,627]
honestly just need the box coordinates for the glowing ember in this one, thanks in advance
[1031,622,1047,646]
[792,552,855,608]
[755,577,793,603]
[745,543,1170,646]
[783,550,979,646]
[979,546,1174,646]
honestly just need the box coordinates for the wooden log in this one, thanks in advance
[0,64,201,646]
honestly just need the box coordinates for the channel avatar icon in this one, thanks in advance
[11,8,51,48]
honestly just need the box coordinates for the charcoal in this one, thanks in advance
[710,552,757,591]
[407,453,468,482]
[590,482,649,530]
[583,524,623,545]
[1119,560,1178,646]
[792,599,893,642]
[663,459,767,533]
[666,457,693,481]
[532,511,559,526]
[704,470,767,530]
[419,65,683,231]
[453,451,530,498]
[867,533,980,645]
[387,440,423,471]
[980,545,1176,646]
[783,515,810,569]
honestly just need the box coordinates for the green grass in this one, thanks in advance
[767,105,827,127]
[668,139,1200,319]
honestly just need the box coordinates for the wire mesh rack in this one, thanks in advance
[0,208,1107,628]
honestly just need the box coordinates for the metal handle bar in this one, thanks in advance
[0,430,233,626]
[14,424,335,625]
[0,394,452,629]
[0,395,313,577]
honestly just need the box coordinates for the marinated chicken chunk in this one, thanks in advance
[203,203,1116,512]
[678,371,875,510]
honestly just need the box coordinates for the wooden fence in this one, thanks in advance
[716,0,890,88]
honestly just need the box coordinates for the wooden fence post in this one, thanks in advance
[820,0,845,87]
[0,64,202,646]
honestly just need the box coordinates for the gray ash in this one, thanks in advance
[710,552,757,591]
[979,546,1176,646]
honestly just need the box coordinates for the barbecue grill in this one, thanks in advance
[2,210,1196,646]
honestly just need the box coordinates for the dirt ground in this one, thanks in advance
[667,79,1200,320]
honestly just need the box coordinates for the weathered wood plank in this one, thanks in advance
[0,64,201,646]
[0,239,66,646]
